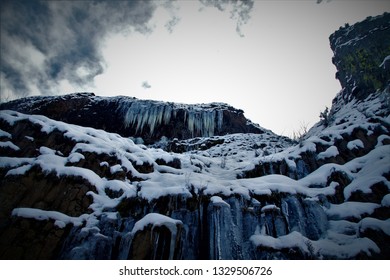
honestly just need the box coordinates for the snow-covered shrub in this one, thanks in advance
[319,107,330,127]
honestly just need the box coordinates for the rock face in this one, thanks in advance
[0,93,264,144]
[0,13,389,260]
[329,12,390,101]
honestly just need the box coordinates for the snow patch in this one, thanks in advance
[347,139,364,150]
[326,202,380,219]
[0,129,12,138]
[359,217,390,235]
[318,146,339,160]
[67,152,85,163]
[12,208,88,228]
[210,196,230,207]
[261,204,280,213]
[382,194,390,207]
[0,141,20,151]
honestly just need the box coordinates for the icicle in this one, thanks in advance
[121,101,173,134]
[186,108,223,137]
[281,199,290,232]
[151,220,179,260]
[120,99,224,137]
[169,225,178,260]
[214,208,222,260]
[217,110,223,131]
[152,228,160,259]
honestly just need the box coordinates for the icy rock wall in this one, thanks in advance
[118,99,224,138]
[58,194,328,260]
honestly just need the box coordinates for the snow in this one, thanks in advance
[12,207,88,228]
[359,218,390,235]
[328,220,358,235]
[210,196,230,207]
[131,213,183,234]
[0,129,12,138]
[6,164,32,176]
[317,146,339,160]
[382,194,390,207]
[347,139,364,150]
[250,231,309,254]
[1,87,389,259]
[376,134,390,147]
[326,202,380,219]
[0,157,34,168]
[25,136,34,141]
[110,164,123,174]
[2,107,385,227]
[313,235,380,258]
[0,141,20,151]
[261,204,280,213]
[138,178,192,202]
[39,146,56,155]
[250,230,380,259]
[67,152,85,163]
[343,145,390,200]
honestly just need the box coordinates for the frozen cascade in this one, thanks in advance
[187,110,220,137]
[281,196,307,237]
[208,196,238,260]
[57,194,333,259]
[120,101,173,134]
[118,99,224,137]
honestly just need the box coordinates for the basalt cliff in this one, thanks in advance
[0,13,389,260]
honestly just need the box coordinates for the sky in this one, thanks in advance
[0,0,389,137]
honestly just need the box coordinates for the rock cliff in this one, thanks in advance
[0,13,389,260]
[0,93,264,144]
[329,12,390,101]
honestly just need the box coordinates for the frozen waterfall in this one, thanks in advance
[118,99,224,137]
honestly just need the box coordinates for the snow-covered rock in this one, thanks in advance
[0,92,265,144]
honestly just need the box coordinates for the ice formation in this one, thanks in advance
[118,99,224,137]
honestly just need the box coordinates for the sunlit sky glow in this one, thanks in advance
[1,0,389,136]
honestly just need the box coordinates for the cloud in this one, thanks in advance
[162,0,181,33]
[0,0,158,100]
[198,0,330,36]
[142,81,151,89]
[199,0,255,37]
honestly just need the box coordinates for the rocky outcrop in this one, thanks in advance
[329,13,390,101]
[0,93,264,144]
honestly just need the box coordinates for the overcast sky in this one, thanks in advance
[1,0,389,136]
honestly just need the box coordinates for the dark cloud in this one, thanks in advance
[0,0,158,100]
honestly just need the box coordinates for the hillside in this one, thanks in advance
[0,13,389,260]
